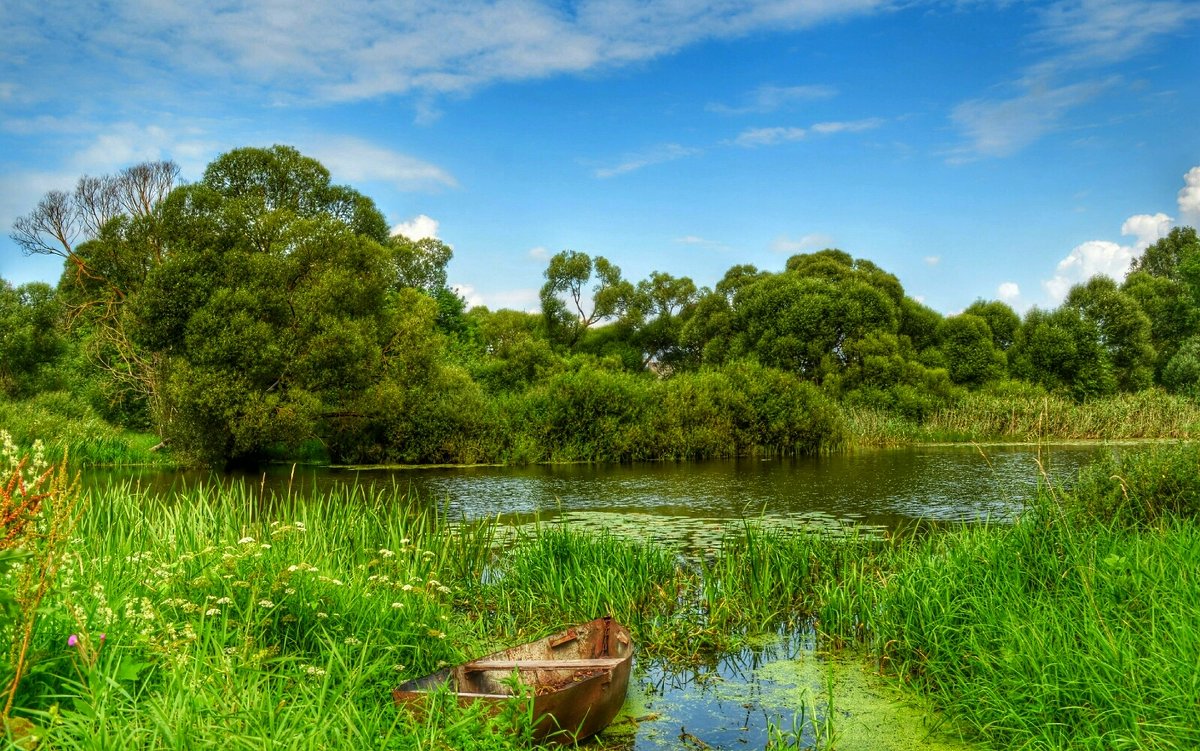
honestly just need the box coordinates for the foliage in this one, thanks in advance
[0,281,66,399]
[1065,441,1200,525]
[936,314,1006,387]
[9,147,1200,466]
[1,433,83,719]
[0,395,169,466]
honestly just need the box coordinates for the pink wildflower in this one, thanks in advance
[68,634,78,647]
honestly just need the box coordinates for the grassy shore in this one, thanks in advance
[847,388,1200,446]
[5,387,1198,470]
[3,443,1199,749]
[0,394,171,467]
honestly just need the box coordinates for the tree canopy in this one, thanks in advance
[6,145,1199,467]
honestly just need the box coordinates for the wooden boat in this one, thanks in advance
[393,617,633,744]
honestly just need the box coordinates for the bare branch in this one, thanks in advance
[10,191,76,257]
[74,175,122,237]
[116,161,179,219]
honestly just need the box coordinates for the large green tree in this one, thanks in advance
[106,146,461,466]
[1063,276,1155,393]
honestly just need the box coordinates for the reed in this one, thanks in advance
[847,389,1200,446]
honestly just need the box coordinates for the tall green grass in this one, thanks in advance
[848,389,1200,445]
[923,389,1200,442]
[0,393,172,466]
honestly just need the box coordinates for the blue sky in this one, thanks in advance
[2,0,1198,314]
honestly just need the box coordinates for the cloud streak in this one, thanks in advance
[949,0,1200,160]
[308,136,458,191]
[594,143,701,178]
[734,118,884,147]
[5,0,890,108]
[707,83,837,115]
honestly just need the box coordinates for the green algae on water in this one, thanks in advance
[599,638,982,751]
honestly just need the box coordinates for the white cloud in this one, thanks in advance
[998,282,1021,303]
[707,83,837,115]
[809,118,884,135]
[528,246,549,260]
[1041,212,1170,302]
[10,0,889,107]
[309,137,457,191]
[594,143,700,178]
[734,127,806,147]
[1032,0,1200,69]
[1120,212,1172,248]
[1179,166,1200,223]
[772,233,833,254]
[391,214,441,241]
[949,0,1200,160]
[673,235,730,251]
[453,283,539,312]
[734,118,884,148]
[1043,240,1130,301]
[924,255,940,266]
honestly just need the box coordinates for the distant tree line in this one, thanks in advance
[3,146,1198,467]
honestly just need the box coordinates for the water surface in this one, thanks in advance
[88,443,1119,532]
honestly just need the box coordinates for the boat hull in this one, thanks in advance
[393,617,633,744]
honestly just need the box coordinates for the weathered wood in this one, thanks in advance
[393,617,633,745]
[465,657,625,671]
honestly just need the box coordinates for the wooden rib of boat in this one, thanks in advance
[392,617,633,744]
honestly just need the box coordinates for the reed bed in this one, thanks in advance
[846,390,1200,446]
[923,389,1200,442]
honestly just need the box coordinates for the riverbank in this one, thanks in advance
[846,388,1200,446]
[3,387,1197,470]
[3,443,1198,749]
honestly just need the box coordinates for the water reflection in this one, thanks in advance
[84,443,1116,530]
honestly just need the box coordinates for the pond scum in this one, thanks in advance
[2,436,1199,749]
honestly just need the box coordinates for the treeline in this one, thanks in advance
[2,145,1198,467]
